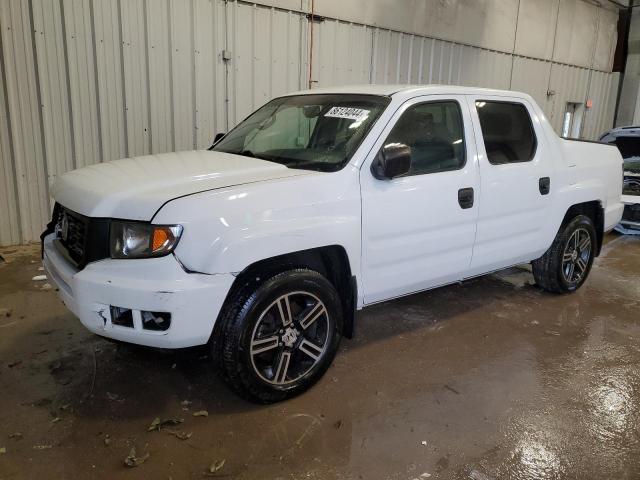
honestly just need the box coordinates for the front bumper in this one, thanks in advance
[42,233,235,348]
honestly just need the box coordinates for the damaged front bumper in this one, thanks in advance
[42,233,235,348]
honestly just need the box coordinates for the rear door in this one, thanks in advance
[360,95,480,304]
[466,95,555,275]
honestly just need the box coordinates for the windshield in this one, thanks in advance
[213,94,390,172]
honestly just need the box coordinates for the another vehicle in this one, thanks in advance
[599,126,640,234]
[42,85,624,403]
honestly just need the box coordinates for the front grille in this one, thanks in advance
[55,207,88,264]
[50,203,110,269]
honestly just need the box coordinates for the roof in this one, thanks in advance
[287,83,529,98]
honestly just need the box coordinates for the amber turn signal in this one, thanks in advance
[152,227,170,252]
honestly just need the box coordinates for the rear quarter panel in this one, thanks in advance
[525,101,623,253]
[556,139,623,231]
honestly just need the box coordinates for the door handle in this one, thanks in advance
[539,177,551,195]
[458,187,474,209]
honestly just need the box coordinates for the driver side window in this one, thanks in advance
[384,101,466,176]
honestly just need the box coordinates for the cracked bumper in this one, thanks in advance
[42,233,235,348]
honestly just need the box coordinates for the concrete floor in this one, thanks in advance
[0,234,639,479]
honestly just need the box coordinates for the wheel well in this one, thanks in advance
[217,246,356,339]
[562,201,604,255]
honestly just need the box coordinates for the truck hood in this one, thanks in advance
[53,150,312,220]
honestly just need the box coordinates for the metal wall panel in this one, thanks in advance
[582,71,619,140]
[514,0,558,60]
[0,0,49,244]
[0,30,20,246]
[93,0,127,161]
[32,0,74,188]
[554,0,598,68]
[170,0,196,151]
[146,0,174,153]
[121,0,151,156]
[547,63,590,133]
[194,0,226,148]
[0,0,624,246]
[62,0,102,169]
[458,46,512,89]
[230,2,304,125]
[312,20,372,88]
[510,56,553,110]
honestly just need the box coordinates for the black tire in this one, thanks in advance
[213,269,343,403]
[532,214,597,293]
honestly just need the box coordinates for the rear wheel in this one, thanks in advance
[214,269,342,403]
[532,214,596,293]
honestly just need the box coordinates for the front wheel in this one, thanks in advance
[532,214,596,293]
[214,269,343,403]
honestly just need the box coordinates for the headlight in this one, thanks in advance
[110,221,183,259]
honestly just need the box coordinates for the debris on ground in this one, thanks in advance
[166,429,192,441]
[421,440,427,446]
[412,474,432,480]
[124,446,149,467]
[32,275,47,281]
[40,283,52,291]
[7,360,22,368]
[8,433,22,440]
[192,410,209,417]
[106,392,122,402]
[0,308,12,317]
[50,417,61,424]
[206,459,226,475]
[148,418,161,431]
[444,384,460,395]
[33,444,52,450]
[0,447,6,454]
[104,435,111,446]
[468,470,492,480]
[148,417,184,431]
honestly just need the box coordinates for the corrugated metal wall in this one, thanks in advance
[0,0,622,246]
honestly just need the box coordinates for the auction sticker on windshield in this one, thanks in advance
[325,107,370,122]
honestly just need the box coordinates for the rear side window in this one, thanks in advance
[476,101,537,164]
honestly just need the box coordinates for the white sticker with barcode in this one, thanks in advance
[324,107,370,121]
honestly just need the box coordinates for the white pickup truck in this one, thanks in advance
[42,85,624,403]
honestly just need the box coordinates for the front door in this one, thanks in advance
[360,95,480,304]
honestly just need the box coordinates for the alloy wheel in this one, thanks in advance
[249,291,330,386]
[561,227,592,284]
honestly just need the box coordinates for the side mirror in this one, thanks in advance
[371,143,411,180]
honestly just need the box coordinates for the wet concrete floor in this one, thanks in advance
[0,234,639,479]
